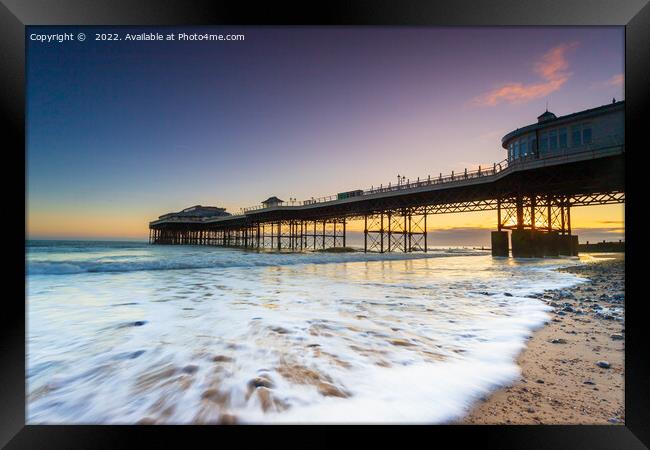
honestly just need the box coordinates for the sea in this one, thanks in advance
[26,239,592,424]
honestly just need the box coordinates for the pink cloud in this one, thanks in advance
[473,42,579,107]
[592,73,624,88]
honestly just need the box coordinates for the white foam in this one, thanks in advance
[27,241,484,275]
[27,243,587,424]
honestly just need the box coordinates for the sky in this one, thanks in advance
[26,26,625,243]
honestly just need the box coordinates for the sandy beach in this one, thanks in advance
[462,254,625,425]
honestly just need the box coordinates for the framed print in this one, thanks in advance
[2,0,648,447]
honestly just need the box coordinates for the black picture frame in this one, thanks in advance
[3,0,648,447]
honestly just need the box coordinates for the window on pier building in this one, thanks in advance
[539,132,548,154]
[582,124,593,144]
[572,125,581,146]
[513,141,519,158]
[549,129,558,151]
[530,137,537,155]
[508,143,514,160]
[559,127,568,148]
[520,139,527,156]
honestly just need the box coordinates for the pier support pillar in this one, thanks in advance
[558,235,580,256]
[511,230,562,258]
[539,231,559,257]
[364,215,368,252]
[491,231,509,257]
[572,236,579,256]
[511,230,540,258]
[423,213,428,252]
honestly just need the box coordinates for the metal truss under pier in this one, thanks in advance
[151,219,347,251]
[491,191,625,257]
[363,211,427,253]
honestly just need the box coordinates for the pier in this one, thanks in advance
[149,101,625,257]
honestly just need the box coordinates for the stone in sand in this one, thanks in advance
[182,364,199,374]
[596,361,611,369]
[248,375,274,390]
[219,413,237,425]
[137,417,156,425]
[317,381,349,398]
[201,388,230,406]
[271,326,290,334]
[256,387,273,411]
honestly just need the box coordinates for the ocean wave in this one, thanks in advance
[26,248,486,275]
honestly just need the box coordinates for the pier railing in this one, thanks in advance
[240,160,509,213]
[235,137,622,214]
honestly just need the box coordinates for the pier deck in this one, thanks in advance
[149,144,624,255]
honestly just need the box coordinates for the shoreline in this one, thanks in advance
[461,253,625,424]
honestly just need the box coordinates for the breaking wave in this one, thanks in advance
[27,241,487,275]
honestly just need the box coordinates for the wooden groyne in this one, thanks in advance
[578,241,625,252]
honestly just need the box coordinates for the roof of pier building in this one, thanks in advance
[501,99,624,149]
[158,205,230,219]
[262,196,284,206]
[537,110,557,123]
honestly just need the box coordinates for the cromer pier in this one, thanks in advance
[149,101,625,257]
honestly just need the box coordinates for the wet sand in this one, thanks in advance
[462,254,625,424]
